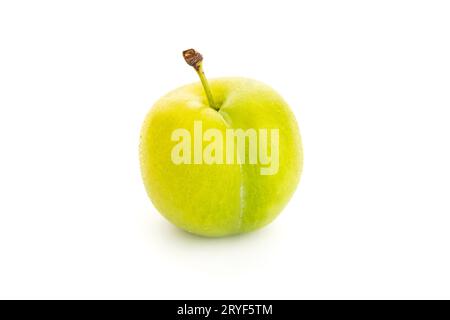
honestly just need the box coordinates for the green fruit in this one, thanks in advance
[140,49,303,237]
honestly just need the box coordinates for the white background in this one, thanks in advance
[0,0,449,299]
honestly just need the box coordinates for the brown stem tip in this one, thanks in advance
[183,49,203,71]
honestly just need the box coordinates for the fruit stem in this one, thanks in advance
[183,49,218,110]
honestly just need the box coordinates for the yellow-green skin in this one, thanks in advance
[140,78,303,237]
